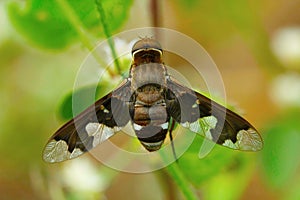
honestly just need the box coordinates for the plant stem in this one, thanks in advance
[160,151,199,200]
[95,0,122,75]
[150,3,197,198]
[150,0,159,27]
[55,0,115,76]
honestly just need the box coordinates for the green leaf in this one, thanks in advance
[261,110,300,188]
[7,0,132,49]
[58,83,111,120]
[177,133,238,186]
[174,0,201,9]
[203,157,253,200]
[174,131,256,200]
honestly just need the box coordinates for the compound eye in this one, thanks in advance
[133,49,161,58]
[131,38,163,54]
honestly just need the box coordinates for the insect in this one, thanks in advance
[43,38,263,163]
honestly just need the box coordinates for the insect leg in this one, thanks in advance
[169,118,178,162]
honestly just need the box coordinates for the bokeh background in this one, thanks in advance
[1,0,300,199]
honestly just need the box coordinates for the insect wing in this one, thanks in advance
[166,77,263,151]
[43,79,132,163]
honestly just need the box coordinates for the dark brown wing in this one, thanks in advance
[166,77,263,151]
[43,79,132,163]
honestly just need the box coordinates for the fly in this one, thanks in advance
[43,38,263,163]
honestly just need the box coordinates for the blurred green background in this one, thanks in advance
[1,0,300,199]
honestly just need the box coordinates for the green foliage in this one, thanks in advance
[178,135,236,186]
[4,0,299,199]
[58,84,109,120]
[175,0,283,73]
[57,55,131,120]
[175,0,201,9]
[168,132,257,200]
[261,110,300,188]
[8,0,132,49]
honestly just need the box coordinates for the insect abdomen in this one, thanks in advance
[132,84,169,151]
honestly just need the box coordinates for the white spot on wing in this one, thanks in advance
[97,127,112,146]
[43,123,123,163]
[160,122,169,130]
[189,121,200,132]
[86,123,101,136]
[43,140,71,163]
[94,125,115,147]
[133,123,143,131]
[180,122,189,128]
[103,108,109,113]
[114,126,122,132]
[199,116,218,140]
[85,123,119,147]
[70,148,84,159]
[202,116,218,130]
[223,139,238,149]
[222,128,263,151]
[181,116,217,141]
[236,128,263,151]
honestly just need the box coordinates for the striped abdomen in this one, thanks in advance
[130,63,169,151]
